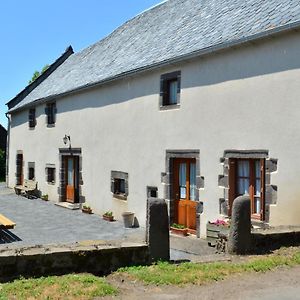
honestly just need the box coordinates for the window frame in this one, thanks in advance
[28,108,36,129]
[159,71,181,109]
[111,171,128,200]
[229,158,265,220]
[46,164,56,184]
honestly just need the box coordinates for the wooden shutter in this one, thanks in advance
[228,158,236,216]
[28,109,36,128]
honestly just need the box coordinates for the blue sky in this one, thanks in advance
[0,0,163,127]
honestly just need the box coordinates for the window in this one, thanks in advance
[229,158,265,220]
[28,108,36,128]
[114,178,125,194]
[147,186,158,198]
[46,165,55,184]
[160,71,181,107]
[111,171,128,200]
[28,162,35,180]
[45,102,56,125]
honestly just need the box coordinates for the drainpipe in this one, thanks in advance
[5,112,10,187]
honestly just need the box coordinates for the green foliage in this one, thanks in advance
[41,194,48,201]
[171,223,186,229]
[28,64,49,84]
[119,248,300,286]
[0,274,117,300]
[0,149,5,182]
[104,211,113,217]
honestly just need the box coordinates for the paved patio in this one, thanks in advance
[0,184,224,262]
[0,184,144,248]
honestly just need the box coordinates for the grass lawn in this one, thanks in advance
[0,274,117,300]
[0,248,299,299]
[118,247,300,285]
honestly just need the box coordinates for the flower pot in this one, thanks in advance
[103,215,114,222]
[82,207,92,214]
[122,212,134,228]
[170,227,188,236]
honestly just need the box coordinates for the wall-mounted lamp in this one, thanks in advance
[63,135,71,148]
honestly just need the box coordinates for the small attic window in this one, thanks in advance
[160,71,181,108]
[28,108,36,128]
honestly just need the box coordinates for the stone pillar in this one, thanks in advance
[146,198,170,262]
[228,195,251,254]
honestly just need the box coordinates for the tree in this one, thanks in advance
[29,64,49,84]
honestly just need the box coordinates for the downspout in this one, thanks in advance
[5,112,10,187]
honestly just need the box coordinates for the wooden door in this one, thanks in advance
[16,153,23,185]
[173,158,197,232]
[65,156,79,203]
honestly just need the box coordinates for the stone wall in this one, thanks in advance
[0,242,149,282]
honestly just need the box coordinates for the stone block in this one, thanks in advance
[219,198,228,215]
[228,195,251,254]
[266,158,278,173]
[146,198,170,262]
[197,176,205,188]
[265,184,277,205]
[218,175,228,187]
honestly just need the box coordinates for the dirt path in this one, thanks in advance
[103,265,300,300]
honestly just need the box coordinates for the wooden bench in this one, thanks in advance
[0,214,16,229]
[15,179,38,198]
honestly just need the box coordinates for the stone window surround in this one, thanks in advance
[162,150,204,238]
[46,163,56,185]
[147,186,158,198]
[218,149,278,223]
[111,171,129,201]
[58,148,84,203]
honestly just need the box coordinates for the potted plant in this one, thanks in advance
[82,204,92,214]
[103,211,114,222]
[41,194,49,201]
[170,223,188,236]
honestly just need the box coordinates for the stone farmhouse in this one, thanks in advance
[6,0,300,237]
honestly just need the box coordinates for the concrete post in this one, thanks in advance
[228,195,251,254]
[146,198,170,262]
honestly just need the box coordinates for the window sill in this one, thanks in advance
[47,124,55,128]
[47,182,55,185]
[159,104,180,111]
[28,127,36,130]
[113,194,127,201]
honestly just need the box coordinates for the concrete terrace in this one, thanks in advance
[0,184,221,263]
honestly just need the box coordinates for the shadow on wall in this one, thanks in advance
[10,31,300,127]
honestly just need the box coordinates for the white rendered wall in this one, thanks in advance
[8,31,300,237]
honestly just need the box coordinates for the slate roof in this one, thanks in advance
[9,0,300,112]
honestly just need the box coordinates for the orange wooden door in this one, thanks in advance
[174,158,197,232]
[65,156,78,203]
